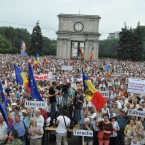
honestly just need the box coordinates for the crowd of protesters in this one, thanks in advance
[0,54,145,145]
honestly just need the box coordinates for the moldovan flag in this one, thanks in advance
[90,92,106,111]
[77,43,83,59]
[89,47,94,61]
[20,40,27,57]
[83,72,106,111]
[14,64,30,93]
[82,72,97,101]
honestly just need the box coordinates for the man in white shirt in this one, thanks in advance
[29,109,44,145]
[0,113,8,143]
[56,110,70,145]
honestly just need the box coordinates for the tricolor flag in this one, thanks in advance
[77,43,83,59]
[83,72,106,111]
[89,47,94,61]
[14,64,30,93]
[34,53,40,67]
[28,63,43,101]
[20,40,27,57]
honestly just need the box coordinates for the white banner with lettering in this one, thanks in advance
[61,66,72,71]
[25,101,46,108]
[73,130,93,137]
[127,79,145,94]
[128,109,145,118]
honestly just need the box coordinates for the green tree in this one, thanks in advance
[30,21,43,55]
[0,35,17,54]
[0,27,30,53]
[118,23,144,61]
[99,39,119,58]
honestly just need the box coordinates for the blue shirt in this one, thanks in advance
[13,121,27,137]
[116,115,127,134]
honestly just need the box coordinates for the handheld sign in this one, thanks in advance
[25,101,46,108]
[128,79,145,94]
[100,91,109,98]
[61,66,72,71]
[73,130,93,137]
[128,109,145,118]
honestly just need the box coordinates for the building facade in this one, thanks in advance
[56,14,101,60]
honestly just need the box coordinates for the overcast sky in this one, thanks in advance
[0,0,145,40]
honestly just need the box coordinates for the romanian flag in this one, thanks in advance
[34,53,40,67]
[20,40,27,57]
[14,64,30,93]
[89,47,94,61]
[105,65,111,75]
[0,103,12,132]
[28,63,43,101]
[83,72,106,111]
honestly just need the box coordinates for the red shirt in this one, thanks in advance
[99,121,113,140]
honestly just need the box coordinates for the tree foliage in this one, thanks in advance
[30,21,43,55]
[0,27,30,53]
[0,35,17,54]
[99,39,119,58]
[117,23,144,61]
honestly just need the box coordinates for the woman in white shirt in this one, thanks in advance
[109,115,120,145]
[56,110,70,145]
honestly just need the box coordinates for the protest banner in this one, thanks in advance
[127,78,145,94]
[73,130,93,137]
[100,91,109,98]
[111,73,121,77]
[34,74,48,80]
[25,101,46,108]
[61,66,72,71]
[128,109,145,118]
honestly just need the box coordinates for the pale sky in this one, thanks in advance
[0,0,145,40]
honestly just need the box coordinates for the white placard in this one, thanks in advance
[100,91,109,98]
[128,79,145,94]
[73,130,93,137]
[61,66,72,71]
[25,101,46,108]
[128,109,145,118]
[111,73,121,77]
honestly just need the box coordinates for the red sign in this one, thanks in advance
[34,74,48,80]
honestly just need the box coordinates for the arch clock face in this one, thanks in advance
[74,22,84,32]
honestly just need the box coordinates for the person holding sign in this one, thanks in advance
[82,118,93,145]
